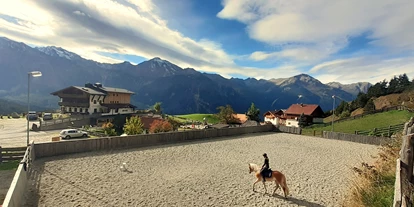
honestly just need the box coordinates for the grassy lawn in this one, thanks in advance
[302,110,414,136]
[0,160,20,171]
[172,114,219,124]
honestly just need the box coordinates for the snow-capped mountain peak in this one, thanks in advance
[36,46,81,60]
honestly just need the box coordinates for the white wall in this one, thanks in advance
[102,108,134,116]
[89,95,105,113]
[313,117,324,123]
[286,119,299,127]
[264,117,278,125]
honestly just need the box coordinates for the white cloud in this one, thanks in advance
[219,0,414,64]
[1,0,414,84]
[0,0,237,74]
[310,56,414,84]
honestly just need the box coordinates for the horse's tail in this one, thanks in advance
[282,175,289,197]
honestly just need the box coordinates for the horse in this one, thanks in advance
[248,163,289,198]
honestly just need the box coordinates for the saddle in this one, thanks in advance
[262,168,272,178]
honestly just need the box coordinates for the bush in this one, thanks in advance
[149,120,173,133]
[123,116,144,135]
[102,122,117,136]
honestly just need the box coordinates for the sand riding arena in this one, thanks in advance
[23,133,378,206]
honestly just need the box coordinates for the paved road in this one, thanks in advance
[0,119,61,147]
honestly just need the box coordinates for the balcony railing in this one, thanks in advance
[58,102,89,107]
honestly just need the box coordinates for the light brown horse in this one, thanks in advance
[248,163,289,198]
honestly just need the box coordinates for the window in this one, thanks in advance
[94,100,97,104]
[115,108,119,113]
[94,109,97,113]
[85,109,89,113]
[69,108,72,112]
[74,108,77,112]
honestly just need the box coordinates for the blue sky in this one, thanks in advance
[0,0,414,84]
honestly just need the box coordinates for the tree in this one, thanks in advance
[246,102,260,122]
[123,116,144,135]
[102,122,117,136]
[154,102,162,114]
[367,80,387,98]
[354,92,369,108]
[216,105,239,124]
[149,120,173,133]
[364,98,376,112]
[298,113,307,127]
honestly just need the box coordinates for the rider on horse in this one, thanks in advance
[260,153,270,182]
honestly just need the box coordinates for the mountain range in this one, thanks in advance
[0,36,372,115]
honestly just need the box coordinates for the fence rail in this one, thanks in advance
[0,146,27,163]
[393,117,414,207]
[355,123,405,137]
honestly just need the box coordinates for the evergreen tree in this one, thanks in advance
[364,98,376,112]
[246,102,260,122]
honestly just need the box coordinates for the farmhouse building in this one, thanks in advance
[284,104,324,127]
[51,83,136,116]
[264,104,324,127]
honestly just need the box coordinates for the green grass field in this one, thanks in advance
[0,160,19,171]
[302,110,414,136]
[172,114,219,124]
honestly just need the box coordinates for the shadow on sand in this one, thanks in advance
[263,193,326,207]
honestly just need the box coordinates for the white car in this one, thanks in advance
[60,129,88,139]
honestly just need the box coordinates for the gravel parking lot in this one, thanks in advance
[0,118,61,147]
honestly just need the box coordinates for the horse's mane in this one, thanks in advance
[249,163,260,172]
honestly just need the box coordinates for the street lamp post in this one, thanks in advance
[331,95,335,132]
[27,71,42,146]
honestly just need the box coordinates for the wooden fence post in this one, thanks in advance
[393,158,402,207]
[313,130,316,136]
[400,134,414,206]
[0,146,2,163]
[388,125,392,137]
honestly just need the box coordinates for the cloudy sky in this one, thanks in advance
[1,0,414,84]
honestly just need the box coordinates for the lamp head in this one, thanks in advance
[29,71,42,77]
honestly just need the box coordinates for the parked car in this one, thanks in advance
[26,111,38,121]
[59,129,88,139]
[43,113,53,121]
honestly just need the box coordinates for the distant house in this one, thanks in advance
[284,104,324,127]
[233,114,248,124]
[51,83,136,116]
[263,110,285,126]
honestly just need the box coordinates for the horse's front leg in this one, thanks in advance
[252,180,260,192]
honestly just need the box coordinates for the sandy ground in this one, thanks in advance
[23,133,379,207]
[0,119,62,147]
[0,170,15,203]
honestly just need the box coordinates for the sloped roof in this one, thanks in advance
[51,86,105,95]
[264,110,284,117]
[101,86,134,94]
[73,86,105,95]
[241,120,260,127]
[285,104,321,116]
[233,114,248,124]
